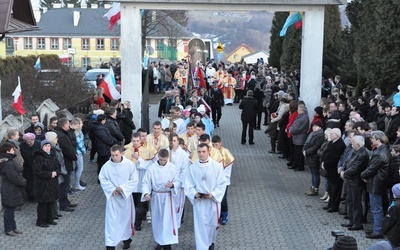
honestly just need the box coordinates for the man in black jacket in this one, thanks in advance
[382,184,400,248]
[239,90,258,145]
[341,135,369,231]
[209,82,224,128]
[91,114,117,178]
[361,131,391,239]
[105,107,125,146]
[386,106,400,144]
[119,101,136,145]
[54,118,78,212]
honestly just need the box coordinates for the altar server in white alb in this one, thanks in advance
[98,145,139,250]
[184,143,227,250]
[168,133,190,228]
[142,149,181,250]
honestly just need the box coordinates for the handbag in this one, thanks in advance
[265,122,278,137]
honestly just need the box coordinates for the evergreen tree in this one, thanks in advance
[322,6,342,79]
[280,25,301,72]
[268,12,289,69]
[338,26,358,86]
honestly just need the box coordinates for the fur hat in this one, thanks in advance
[34,122,45,131]
[332,236,357,250]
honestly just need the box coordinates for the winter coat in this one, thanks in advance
[303,129,324,167]
[105,116,124,145]
[6,139,24,171]
[239,96,259,123]
[360,144,391,194]
[32,149,60,203]
[323,139,346,183]
[343,147,369,187]
[119,108,136,144]
[0,153,27,207]
[387,114,400,143]
[20,140,41,197]
[289,113,310,146]
[382,200,400,247]
[54,127,77,173]
[90,121,116,157]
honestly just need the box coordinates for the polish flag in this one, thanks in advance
[104,3,121,31]
[59,54,69,63]
[98,67,121,100]
[12,77,26,115]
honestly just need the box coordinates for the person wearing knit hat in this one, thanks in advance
[311,120,323,128]
[332,236,358,250]
[314,106,324,117]
[34,122,46,141]
[22,133,36,141]
[45,132,58,143]
[381,184,400,248]
[33,138,60,228]
[368,241,393,250]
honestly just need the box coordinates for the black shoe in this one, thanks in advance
[209,243,215,250]
[287,166,295,169]
[135,225,141,231]
[60,207,74,212]
[106,247,116,250]
[163,245,171,250]
[123,238,132,249]
[365,233,384,239]
[348,225,363,231]
[36,223,49,227]
[56,214,62,217]
[154,244,163,250]
[80,180,87,187]
[341,223,353,228]
[53,217,59,220]
[241,142,246,145]
[279,155,288,159]
[217,123,220,127]
[343,215,349,220]
[294,168,304,171]
[338,211,347,215]
[47,221,57,225]
[365,229,373,235]
[322,206,330,210]
[68,203,78,208]
[287,162,293,166]
[268,150,275,154]
[327,208,339,213]
[249,142,255,145]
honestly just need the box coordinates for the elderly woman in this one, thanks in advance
[32,140,61,227]
[288,104,310,171]
[20,133,41,201]
[0,142,27,236]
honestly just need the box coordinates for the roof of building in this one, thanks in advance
[241,50,269,59]
[17,8,192,38]
[0,0,38,34]
[226,43,255,59]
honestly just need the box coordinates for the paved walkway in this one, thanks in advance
[0,99,381,249]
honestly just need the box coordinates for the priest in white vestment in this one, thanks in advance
[141,149,181,250]
[184,143,227,250]
[99,145,139,250]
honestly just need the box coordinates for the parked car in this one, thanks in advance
[83,69,109,89]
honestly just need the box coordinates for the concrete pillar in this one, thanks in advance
[300,7,325,119]
[121,3,142,127]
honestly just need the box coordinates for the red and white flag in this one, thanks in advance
[98,67,121,100]
[12,77,26,115]
[104,3,121,30]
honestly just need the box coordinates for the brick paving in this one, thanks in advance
[0,98,383,249]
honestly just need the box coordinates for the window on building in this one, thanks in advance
[24,38,32,49]
[111,39,119,50]
[50,38,59,49]
[82,57,90,68]
[96,39,104,50]
[82,38,90,50]
[156,39,164,50]
[6,37,13,48]
[168,39,177,48]
[37,38,45,49]
[63,38,71,49]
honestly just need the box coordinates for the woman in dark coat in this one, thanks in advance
[0,142,27,236]
[303,120,325,196]
[20,133,41,201]
[32,140,60,227]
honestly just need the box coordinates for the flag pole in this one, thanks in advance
[18,76,23,134]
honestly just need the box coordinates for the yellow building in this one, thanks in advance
[226,43,255,63]
[11,6,193,68]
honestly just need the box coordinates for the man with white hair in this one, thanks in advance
[361,130,391,239]
[321,128,346,213]
[340,135,369,231]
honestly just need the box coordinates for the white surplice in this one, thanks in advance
[184,158,227,250]
[98,156,139,247]
[141,161,181,246]
[169,146,190,228]
[133,156,156,193]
